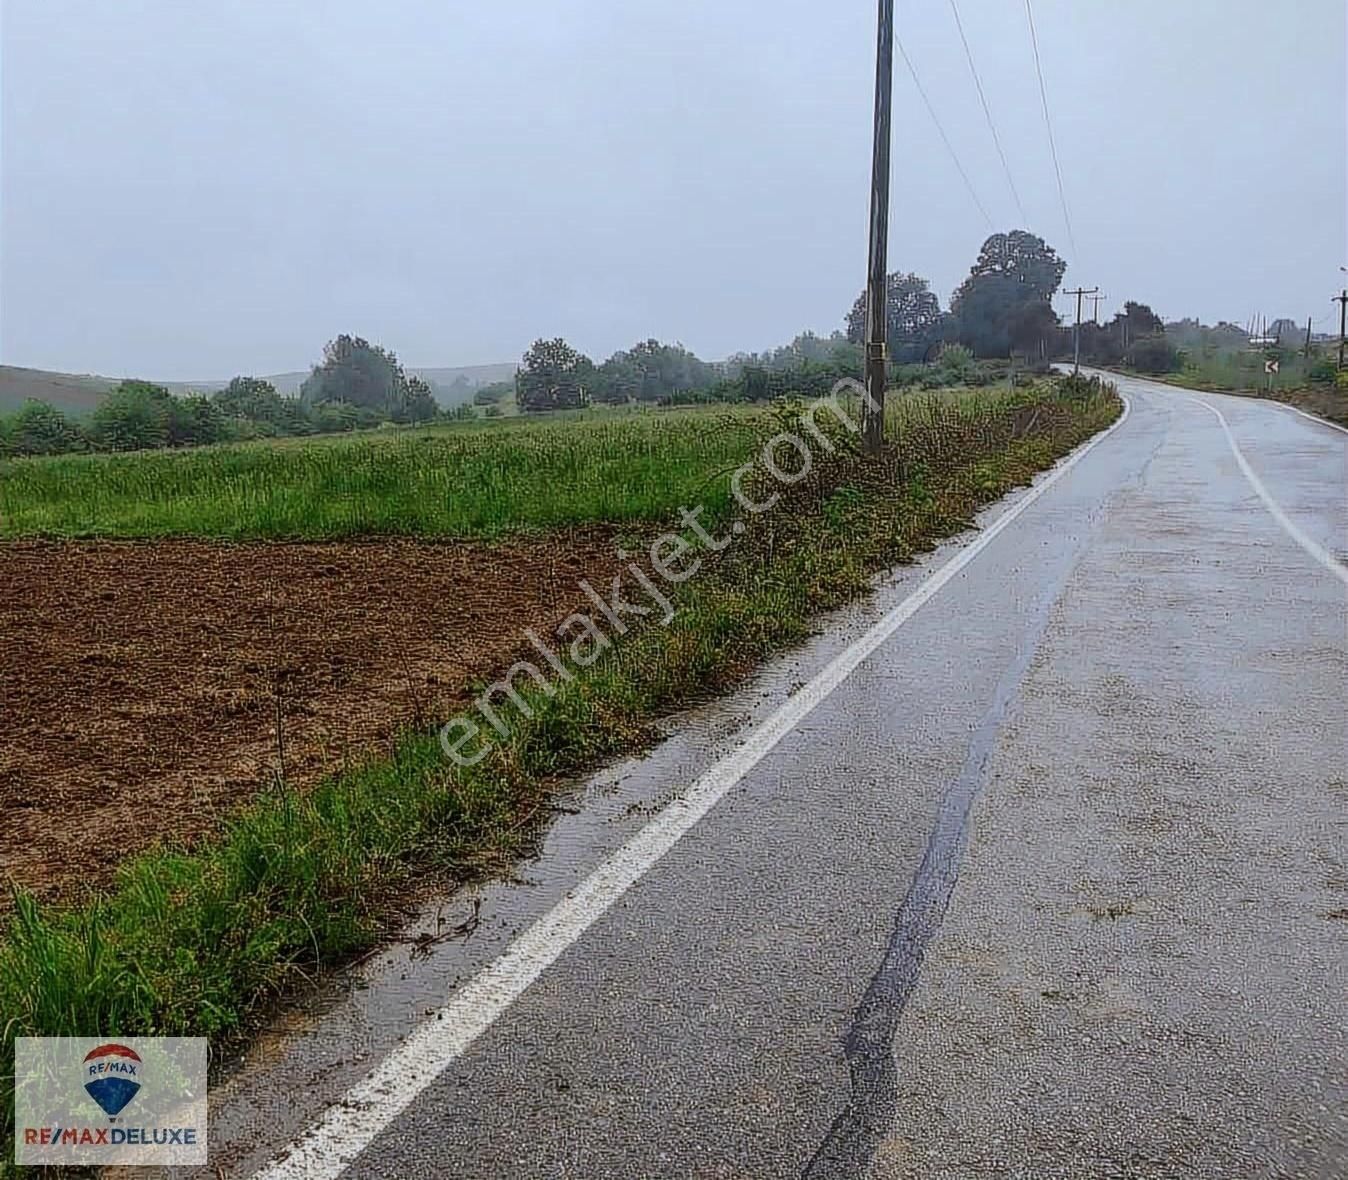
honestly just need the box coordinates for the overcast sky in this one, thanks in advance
[2,0,1344,380]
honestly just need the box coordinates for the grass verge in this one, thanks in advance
[1119,367,1348,426]
[0,381,1120,1172]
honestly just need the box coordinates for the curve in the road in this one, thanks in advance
[1186,394,1348,587]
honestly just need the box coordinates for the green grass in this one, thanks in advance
[0,404,766,540]
[1163,348,1327,396]
[0,382,1121,1173]
[1122,356,1348,426]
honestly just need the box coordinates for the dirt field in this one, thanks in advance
[0,532,626,900]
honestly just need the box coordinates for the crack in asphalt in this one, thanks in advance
[799,459,1144,1179]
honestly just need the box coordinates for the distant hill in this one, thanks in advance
[0,366,118,415]
[411,364,518,404]
[0,361,517,414]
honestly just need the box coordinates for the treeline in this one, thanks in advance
[0,335,475,459]
[507,229,1077,415]
[1070,302,1179,373]
[510,337,725,412]
[842,230,1068,362]
[505,333,868,413]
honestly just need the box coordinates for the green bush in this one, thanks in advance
[0,401,88,457]
[91,381,175,451]
[937,343,975,382]
[1058,373,1106,400]
[1308,357,1337,384]
[169,395,229,447]
[1128,335,1180,374]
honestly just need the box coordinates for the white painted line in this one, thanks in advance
[1188,396,1348,587]
[1280,403,1348,437]
[1098,367,1348,438]
[251,395,1133,1180]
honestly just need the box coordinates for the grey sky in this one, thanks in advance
[2,0,1343,380]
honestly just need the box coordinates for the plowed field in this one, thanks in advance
[0,532,625,899]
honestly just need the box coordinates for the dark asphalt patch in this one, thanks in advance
[801,502,1107,1180]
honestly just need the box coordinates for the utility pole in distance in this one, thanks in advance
[1064,286,1099,375]
[1335,289,1348,369]
[861,0,894,458]
[1088,292,1105,324]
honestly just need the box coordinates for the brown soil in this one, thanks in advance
[0,532,626,901]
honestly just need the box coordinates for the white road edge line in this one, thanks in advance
[1281,403,1348,437]
[251,394,1133,1180]
[1188,395,1348,587]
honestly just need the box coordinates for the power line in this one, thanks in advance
[947,0,1028,227]
[896,38,995,232]
[1023,0,1077,259]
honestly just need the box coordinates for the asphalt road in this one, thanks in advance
[223,373,1345,1180]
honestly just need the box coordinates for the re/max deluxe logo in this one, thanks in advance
[23,1125,200,1147]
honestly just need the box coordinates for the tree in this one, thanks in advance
[215,376,287,422]
[950,232,1067,357]
[845,272,943,362]
[1118,301,1163,339]
[168,395,228,446]
[592,353,641,404]
[1009,299,1061,359]
[517,338,591,411]
[1,400,87,456]
[1077,319,1123,366]
[401,375,439,423]
[301,334,402,411]
[961,230,1066,299]
[1127,335,1180,374]
[91,381,175,451]
[300,334,436,422]
[623,339,714,402]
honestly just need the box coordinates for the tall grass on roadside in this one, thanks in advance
[0,405,765,540]
[0,382,1120,1175]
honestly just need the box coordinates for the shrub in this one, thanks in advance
[91,381,175,451]
[0,401,89,457]
[1058,373,1105,401]
[937,343,975,382]
[1128,335,1180,374]
[169,395,229,447]
[1308,357,1337,384]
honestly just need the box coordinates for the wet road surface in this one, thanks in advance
[199,374,1345,1179]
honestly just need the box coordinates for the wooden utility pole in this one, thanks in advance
[1087,292,1105,324]
[1064,286,1098,375]
[861,0,894,458]
[1304,316,1312,359]
[1335,290,1348,369]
